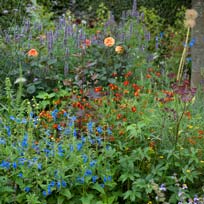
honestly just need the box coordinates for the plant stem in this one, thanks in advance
[175,103,187,146]
[177,26,190,81]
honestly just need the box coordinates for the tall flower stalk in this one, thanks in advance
[177,9,198,81]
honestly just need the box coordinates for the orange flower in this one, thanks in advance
[53,124,58,129]
[134,90,140,97]
[115,45,124,54]
[104,37,115,47]
[85,39,91,47]
[125,71,132,78]
[155,72,161,77]
[94,86,102,92]
[131,106,137,112]
[28,48,38,57]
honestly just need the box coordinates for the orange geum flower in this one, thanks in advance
[85,39,91,47]
[104,37,115,47]
[94,86,103,92]
[115,45,124,54]
[28,48,38,57]
[131,106,137,112]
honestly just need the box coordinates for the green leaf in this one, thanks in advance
[47,58,57,65]
[92,183,105,195]
[80,194,94,204]
[57,196,65,204]
[60,189,72,199]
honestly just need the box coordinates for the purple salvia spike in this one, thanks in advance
[65,48,69,57]
[29,33,32,41]
[64,62,69,76]
[38,24,43,32]
[129,22,133,36]
[140,12,145,22]
[54,29,58,41]
[132,0,137,16]
[155,36,159,50]
[5,33,10,43]
[24,20,30,33]
[64,25,68,46]
[47,31,53,52]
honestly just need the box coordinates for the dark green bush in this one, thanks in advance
[0,0,31,30]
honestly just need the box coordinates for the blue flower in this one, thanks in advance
[37,163,42,170]
[77,143,83,151]
[87,121,93,133]
[57,181,61,189]
[18,158,26,165]
[58,145,64,156]
[21,133,28,148]
[84,169,92,177]
[186,57,192,62]
[47,185,52,195]
[21,118,27,124]
[29,112,34,118]
[73,129,77,137]
[13,162,17,169]
[100,183,105,188]
[24,187,30,193]
[0,160,10,169]
[96,137,102,145]
[76,177,84,184]
[103,176,112,183]
[49,181,55,187]
[64,128,70,135]
[189,38,196,47]
[42,191,47,197]
[70,116,77,122]
[107,128,112,135]
[160,32,164,38]
[51,109,59,121]
[57,124,63,131]
[0,138,6,145]
[92,175,98,183]
[18,172,23,178]
[10,116,15,121]
[4,126,11,137]
[96,126,103,134]
[90,160,96,167]
[81,136,86,143]
[82,154,88,163]
[61,180,67,187]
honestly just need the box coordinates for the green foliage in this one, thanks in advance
[0,0,31,30]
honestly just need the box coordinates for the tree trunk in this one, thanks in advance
[191,0,204,88]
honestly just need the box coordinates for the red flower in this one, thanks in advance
[123,80,129,86]
[125,71,132,78]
